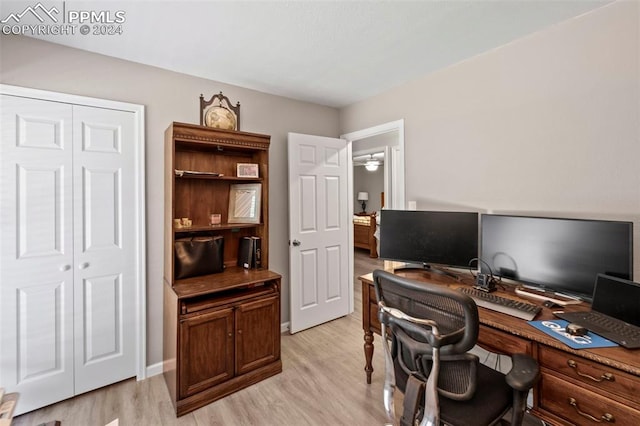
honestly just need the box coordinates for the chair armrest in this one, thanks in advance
[505,353,540,392]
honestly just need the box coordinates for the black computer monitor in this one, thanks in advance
[380,210,479,270]
[481,214,633,301]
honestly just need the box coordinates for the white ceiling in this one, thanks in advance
[9,0,613,107]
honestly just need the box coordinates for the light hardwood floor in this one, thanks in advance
[12,250,541,426]
[12,250,387,426]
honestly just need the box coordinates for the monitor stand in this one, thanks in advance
[394,263,462,282]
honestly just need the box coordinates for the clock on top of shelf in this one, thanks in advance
[200,92,241,131]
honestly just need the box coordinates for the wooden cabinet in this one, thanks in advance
[163,122,282,416]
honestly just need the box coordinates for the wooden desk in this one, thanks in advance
[359,270,640,426]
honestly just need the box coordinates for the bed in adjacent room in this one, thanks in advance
[353,212,378,258]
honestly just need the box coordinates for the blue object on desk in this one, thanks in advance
[528,319,617,349]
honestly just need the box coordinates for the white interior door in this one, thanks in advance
[1,93,141,414]
[288,133,350,333]
[0,95,75,412]
[72,105,137,394]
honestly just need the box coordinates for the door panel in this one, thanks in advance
[16,280,71,380]
[326,246,342,300]
[81,274,122,363]
[0,95,75,413]
[82,167,122,251]
[17,165,65,258]
[179,308,234,398]
[236,296,279,375]
[300,249,318,308]
[73,105,137,394]
[324,176,340,228]
[300,176,317,231]
[288,133,350,333]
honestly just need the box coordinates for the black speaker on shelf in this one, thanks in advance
[238,236,261,269]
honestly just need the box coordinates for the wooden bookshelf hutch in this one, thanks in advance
[163,122,282,416]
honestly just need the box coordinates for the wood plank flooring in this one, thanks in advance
[12,250,541,425]
[12,250,387,426]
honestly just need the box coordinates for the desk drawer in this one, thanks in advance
[478,325,532,355]
[540,372,640,425]
[538,346,639,406]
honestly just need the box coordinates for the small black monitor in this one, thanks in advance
[481,214,633,301]
[380,210,479,269]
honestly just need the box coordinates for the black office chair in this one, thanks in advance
[373,269,539,426]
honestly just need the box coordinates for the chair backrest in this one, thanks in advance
[373,269,480,400]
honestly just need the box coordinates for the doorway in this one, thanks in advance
[341,120,405,314]
[342,120,405,212]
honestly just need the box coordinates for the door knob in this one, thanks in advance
[292,240,301,247]
[79,262,90,269]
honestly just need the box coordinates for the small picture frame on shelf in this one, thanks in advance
[209,213,221,225]
[237,163,259,178]
[228,183,261,224]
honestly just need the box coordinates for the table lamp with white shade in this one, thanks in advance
[357,192,369,213]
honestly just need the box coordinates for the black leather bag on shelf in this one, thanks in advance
[174,236,224,279]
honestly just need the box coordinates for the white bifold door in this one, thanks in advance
[0,94,139,414]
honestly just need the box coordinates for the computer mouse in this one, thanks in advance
[566,323,588,336]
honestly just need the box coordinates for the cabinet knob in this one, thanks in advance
[59,264,71,272]
[238,329,243,334]
[228,332,232,338]
[79,262,90,270]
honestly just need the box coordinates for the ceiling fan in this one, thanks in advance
[353,152,384,171]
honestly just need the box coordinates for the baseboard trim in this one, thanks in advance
[280,321,290,334]
[145,362,163,378]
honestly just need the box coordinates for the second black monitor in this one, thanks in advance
[379,210,479,269]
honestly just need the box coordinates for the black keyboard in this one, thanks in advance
[587,313,639,339]
[554,311,640,349]
[458,287,541,321]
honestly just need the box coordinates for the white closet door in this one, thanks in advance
[0,95,75,412]
[1,95,140,414]
[72,105,137,393]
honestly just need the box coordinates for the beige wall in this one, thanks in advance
[354,166,384,213]
[340,1,640,273]
[0,35,340,367]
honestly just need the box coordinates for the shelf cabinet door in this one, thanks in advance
[235,295,280,375]
[178,307,234,398]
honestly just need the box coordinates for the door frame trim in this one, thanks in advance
[341,120,405,314]
[0,84,147,381]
